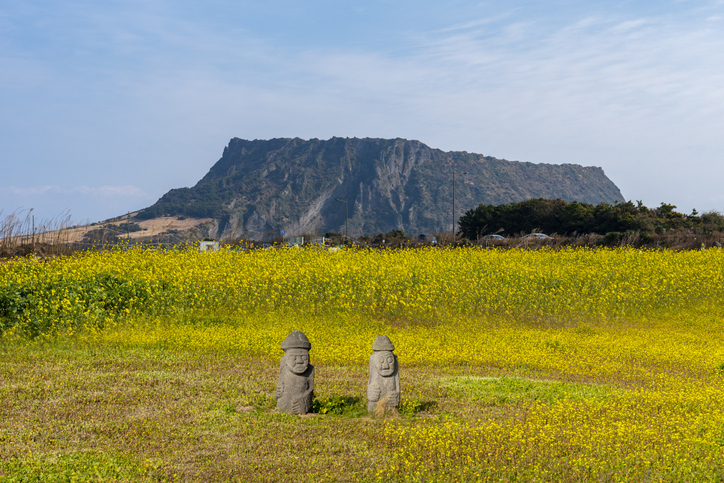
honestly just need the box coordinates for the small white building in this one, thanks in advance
[309,237,327,245]
[199,240,219,252]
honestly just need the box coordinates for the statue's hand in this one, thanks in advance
[292,398,301,414]
[276,384,283,399]
[368,386,381,401]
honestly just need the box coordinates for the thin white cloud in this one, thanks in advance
[609,18,650,33]
[2,186,57,196]
[3,0,724,218]
[2,185,150,197]
[435,10,520,33]
[73,185,148,197]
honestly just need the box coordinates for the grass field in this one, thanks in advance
[2,246,724,482]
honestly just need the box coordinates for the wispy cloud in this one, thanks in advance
[2,0,724,218]
[0,184,157,223]
[435,11,521,33]
[2,185,150,197]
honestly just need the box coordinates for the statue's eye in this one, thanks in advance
[378,356,384,363]
[387,356,394,363]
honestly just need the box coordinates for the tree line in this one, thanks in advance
[458,198,724,239]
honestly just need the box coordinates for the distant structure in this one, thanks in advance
[199,240,219,252]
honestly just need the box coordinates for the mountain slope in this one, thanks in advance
[137,137,625,239]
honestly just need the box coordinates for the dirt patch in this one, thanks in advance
[32,216,214,244]
[125,217,214,239]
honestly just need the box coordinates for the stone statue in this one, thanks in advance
[367,335,400,416]
[276,330,314,415]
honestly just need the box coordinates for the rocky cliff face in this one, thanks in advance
[138,137,625,239]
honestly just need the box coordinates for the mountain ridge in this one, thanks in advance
[137,137,624,239]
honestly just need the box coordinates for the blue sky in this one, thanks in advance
[2,0,724,223]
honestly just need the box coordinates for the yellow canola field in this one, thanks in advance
[1,245,723,335]
[381,390,724,482]
[2,246,724,481]
[2,245,724,382]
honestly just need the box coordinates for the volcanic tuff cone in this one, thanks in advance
[137,137,624,239]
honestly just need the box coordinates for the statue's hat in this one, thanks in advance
[281,330,311,350]
[372,335,395,351]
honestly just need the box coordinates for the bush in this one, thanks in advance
[702,211,724,233]
[460,199,701,239]
[312,396,363,416]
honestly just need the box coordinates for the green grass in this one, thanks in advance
[0,451,149,483]
[443,376,616,406]
[3,310,724,482]
[0,339,391,482]
[1,334,618,482]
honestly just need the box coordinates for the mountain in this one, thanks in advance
[136,137,625,239]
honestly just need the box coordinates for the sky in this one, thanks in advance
[2,0,724,224]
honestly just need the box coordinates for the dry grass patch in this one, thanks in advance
[0,341,451,482]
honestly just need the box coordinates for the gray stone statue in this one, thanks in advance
[276,330,314,415]
[367,335,400,416]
